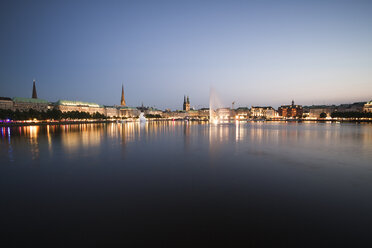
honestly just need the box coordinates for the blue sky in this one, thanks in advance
[1,0,371,109]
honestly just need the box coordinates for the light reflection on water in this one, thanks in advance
[1,121,372,246]
[0,122,372,165]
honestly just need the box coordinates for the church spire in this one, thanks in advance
[32,80,38,99]
[120,84,126,106]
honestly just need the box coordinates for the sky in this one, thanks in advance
[0,0,371,110]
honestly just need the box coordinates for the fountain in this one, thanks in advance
[139,112,147,123]
[209,87,232,124]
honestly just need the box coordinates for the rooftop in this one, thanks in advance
[252,106,274,109]
[303,105,336,109]
[118,106,137,110]
[56,100,103,108]
[13,97,48,104]
[0,97,12,101]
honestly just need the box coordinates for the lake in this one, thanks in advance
[1,121,372,247]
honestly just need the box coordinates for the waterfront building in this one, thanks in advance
[9,80,49,112]
[304,105,336,118]
[216,108,232,120]
[162,110,188,119]
[120,84,126,106]
[251,106,276,118]
[266,108,279,118]
[13,97,49,112]
[364,101,372,113]
[337,102,365,112]
[183,96,190,111]
[143,107,163,116]
[198,108,210,119]
[187,110,199,118]
[104,106,119,118]
[118,106,140,118]
[278,100,303,118]
[0,97,13,110]
[55,100,105,115]
[235,107,250,120]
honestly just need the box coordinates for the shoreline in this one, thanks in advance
[1,118,372,127]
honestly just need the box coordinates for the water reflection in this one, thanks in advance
[0,122,372,166]
[1,121,372,247]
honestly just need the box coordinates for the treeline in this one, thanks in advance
[331,112,372,118]
[0,109,106,121]
[145,114,163,118]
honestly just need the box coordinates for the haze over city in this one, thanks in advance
[1,0,371,109]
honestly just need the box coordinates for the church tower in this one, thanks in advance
[32,80,38,99]
[183,95,190,111]
[120,84,126,106]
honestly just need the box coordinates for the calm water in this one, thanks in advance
[1,121,372,247]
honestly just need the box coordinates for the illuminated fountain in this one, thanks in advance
[209,87,231,124]
[139,112,147,123]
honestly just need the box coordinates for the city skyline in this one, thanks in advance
[1,0,371,109]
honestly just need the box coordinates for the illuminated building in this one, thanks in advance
[251,106,277,118]
[278,100,303,118]
[54,85,140,117]
[118,106,140,117]
[216,108,232,120]
[364,100,372,113]
[235,107,250,120]
[144,107,162,116]
[197,108,210,119]
[55,100,105,115]
[104,106,119,117]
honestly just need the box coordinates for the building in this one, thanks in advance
[251,106,276,118]
[0,97,13,110]
[120,84,126,106]
[364,100,372,113]
[13,97,49,112]
[144,107,163,116]
[216,108,232,120]
[337,102,365,112]
[32,80,37,99]
[278,100,303,118]
[6,80,49,112]
[104,106,119,117]
[183,96,190,111]
[266,108,279,118]
[304,105,336,118]
[118,106,140,118]
[234,107,249,120]
[137,104,163,116]
[162,111,188,119]
[198,108,210,119]
[55,100,105,115]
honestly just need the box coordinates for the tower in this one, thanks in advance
[183,95,190,111]
[120,84,126,106]
[32,80,38,99]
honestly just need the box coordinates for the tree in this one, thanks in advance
[320,112,327,118]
